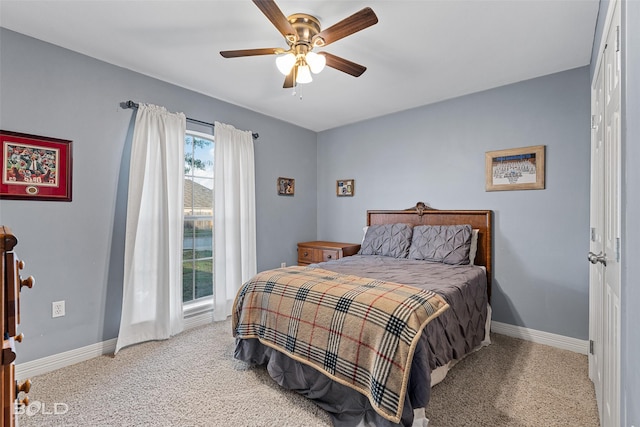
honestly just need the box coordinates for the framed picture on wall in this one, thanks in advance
[485,145,545,191]
[336,179,355,197]
[277,177,295,196]
[0,130,73,201]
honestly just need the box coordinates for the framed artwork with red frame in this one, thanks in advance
[1,130,73,201]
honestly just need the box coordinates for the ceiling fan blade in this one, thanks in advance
[252,0,297,42]
[283,70,294,88]
[312,7,378,47]
[320,52,367,77]
[220,48,283,58]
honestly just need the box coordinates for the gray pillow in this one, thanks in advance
[408,224,473,265]
[359,223,413,258]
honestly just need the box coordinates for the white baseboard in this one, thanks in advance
[491,321,589,355]
[16,311,216,381]
[15,338,118,381]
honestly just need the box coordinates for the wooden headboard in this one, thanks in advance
[367,208,493,299]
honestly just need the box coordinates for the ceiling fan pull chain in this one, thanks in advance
[292,83,304,100]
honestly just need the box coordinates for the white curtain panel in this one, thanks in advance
[213,122,257,321]
[115,104,186,354]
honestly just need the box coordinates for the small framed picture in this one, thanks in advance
[1,130,73,201]
[485,145,545,191]
[277,177,295,196]
[336,179,354,197]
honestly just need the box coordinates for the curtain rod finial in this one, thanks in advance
[121,100,138,110]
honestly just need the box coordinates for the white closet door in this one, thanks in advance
[589,2,621,427]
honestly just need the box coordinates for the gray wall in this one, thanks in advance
[317,67,591,340]
[621,0,639,425]
[0,29,317,363]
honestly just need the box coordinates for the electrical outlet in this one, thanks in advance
[52,300,65,318]
[280,262,286,268]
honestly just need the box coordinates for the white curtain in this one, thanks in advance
[213,122,257,321]
[115,104,186,353]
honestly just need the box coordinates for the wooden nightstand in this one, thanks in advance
[297,241,361,266]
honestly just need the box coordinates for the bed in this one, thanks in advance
[232,206,492,427]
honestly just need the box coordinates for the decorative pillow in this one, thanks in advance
[469,229,479,265]
[359,223,413,258]
[361,226,369,244]
[408,224,473,265]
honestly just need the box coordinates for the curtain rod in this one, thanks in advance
[121,100,259,140]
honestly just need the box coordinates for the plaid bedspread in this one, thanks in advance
[232,266,449,423]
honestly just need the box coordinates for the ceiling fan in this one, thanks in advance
[220,0,378,88]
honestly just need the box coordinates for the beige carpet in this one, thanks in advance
[17,319,599,427]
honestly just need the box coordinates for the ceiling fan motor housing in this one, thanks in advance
[287,13,324,50]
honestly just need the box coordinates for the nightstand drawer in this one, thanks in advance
[298,247,317,264]
[321,249,340,262]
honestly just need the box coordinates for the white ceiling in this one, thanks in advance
[0,0,599,132]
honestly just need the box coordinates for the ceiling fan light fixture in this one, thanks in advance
[305,51,326,74]
[220,1,379,90]
[295,65,313,84]
[276,53,296,75]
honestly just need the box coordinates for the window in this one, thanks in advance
[182,130,214,305]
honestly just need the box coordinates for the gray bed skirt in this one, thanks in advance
[235,333,431,427]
